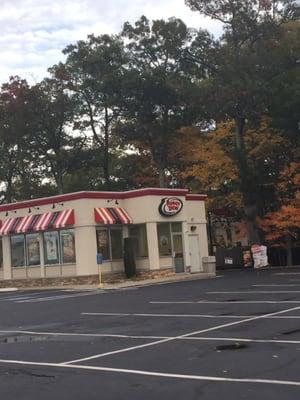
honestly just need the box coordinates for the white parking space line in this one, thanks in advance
[65,305,300,365]
[0,359,300,387]
[0,291,52,299]
[81,312,300,320]
[150,301,300,304]
[253,284,300,287]
[274,273,300,276]
[63,289,96,292]
[1,330,300,345]
[186,337,300,345]
[0,330,167,340]
[208,291,300,294]
[16,291,100,303]
[0,290,85,302]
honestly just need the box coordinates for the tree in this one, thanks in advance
[28,77,85,194]
[118,16,209,187]
[50,34,129,189]
[169,125,240,209]
[170,119,290,214]
[0,77,40,203]
[266,20,300,141]
[184,0,299,243]
[259,163,300,265]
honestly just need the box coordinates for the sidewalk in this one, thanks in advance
[4,272,216,292]
[102,272,216,290]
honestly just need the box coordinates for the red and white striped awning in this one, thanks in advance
[16,214,41,234]
[94,207,133,225]
[0,217,22,236]
[0,209,75,236]
[34,209,75,231]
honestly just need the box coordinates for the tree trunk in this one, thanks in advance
[286,235,293,266]
[244,205,261,245]
[6,179,13,204]
[158,167,166,188]
[56,172,64,195]
[52,154,64,195]
[103,107,110,189]
[234,117,260,245]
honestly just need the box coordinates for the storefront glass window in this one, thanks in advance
[96,229,110,260]
[110,229,123,259]
[60,230,76,264]
[44,231,60,265]
[157,223,172,256]
[129,224,148,258]
[11,235,25,267]
[96,228,123,260]
[171,222,182,233]
[26,233,40,266]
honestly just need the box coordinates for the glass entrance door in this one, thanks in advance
[172,233,184,273]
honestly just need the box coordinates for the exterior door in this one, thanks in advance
[172,233,184,273]
[189,235,202,272]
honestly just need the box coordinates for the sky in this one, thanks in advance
[0,0,222,84]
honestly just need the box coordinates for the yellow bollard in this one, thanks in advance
[98,264,103,288]
[97,253,103,288]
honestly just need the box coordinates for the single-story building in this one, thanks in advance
[0,188,210,285]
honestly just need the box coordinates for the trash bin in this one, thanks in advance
[202,256,216,275]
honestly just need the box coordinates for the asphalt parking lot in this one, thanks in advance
[1,268,300,399]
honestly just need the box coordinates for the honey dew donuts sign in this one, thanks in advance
[159,197,183,217]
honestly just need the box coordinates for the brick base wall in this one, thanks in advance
[0,268,175,288]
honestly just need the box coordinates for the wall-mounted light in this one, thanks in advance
[107,199,119,205]
[190,226,197,232]
[28,208,32,213]
[5,211,8,217]
[52,202,64,209]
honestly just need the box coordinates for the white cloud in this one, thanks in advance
[0,0,222,84]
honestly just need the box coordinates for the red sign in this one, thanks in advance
[159,197,183,217]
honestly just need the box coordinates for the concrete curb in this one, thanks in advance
[0,288,18,293]
[17,273,216,292]
[102,273,216,290]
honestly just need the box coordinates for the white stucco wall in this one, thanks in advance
[0,190,208,280]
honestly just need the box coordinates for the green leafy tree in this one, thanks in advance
[28,77,85,194]
[50,34,129,189]
[118,16,208,187]
[185,0,299,243]
[0,77,42,202]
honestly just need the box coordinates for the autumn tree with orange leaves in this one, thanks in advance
[170,119,290,212]
[259,163,300,265]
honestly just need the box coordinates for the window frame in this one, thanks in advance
[10,234,26,268]
[157,222,182,258]
[26,233,41,267]
[43,228,76,266]
[60,229,76,264]
[8,228,76,269]
[128,224,149,259]
[96,226,123,261]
